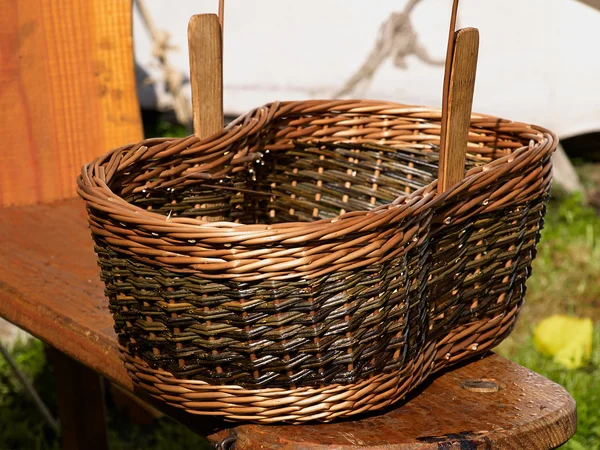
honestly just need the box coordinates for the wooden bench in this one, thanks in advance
[0,0,576,448]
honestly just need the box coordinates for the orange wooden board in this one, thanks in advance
[0,0,142,206]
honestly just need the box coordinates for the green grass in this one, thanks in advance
[141,112,189,139]
[0,339,57,450]
[529,194,600,320]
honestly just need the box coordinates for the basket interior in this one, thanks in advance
[112,115,523,224]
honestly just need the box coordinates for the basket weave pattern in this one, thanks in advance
[78,100,556,422]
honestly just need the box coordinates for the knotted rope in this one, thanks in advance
[335,0,445,97]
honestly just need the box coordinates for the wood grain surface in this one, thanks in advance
[438,27,479,193]
[577,0,600,11]
[0,199,576,449]
[188,14,223,139]
[213,356,576,449]
[0,0,142,206]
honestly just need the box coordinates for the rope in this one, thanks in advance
[135,0,193,126]
[335,0,445,98]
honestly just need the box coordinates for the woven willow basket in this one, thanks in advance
[78,100,556,423]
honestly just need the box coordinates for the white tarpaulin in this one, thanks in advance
[133,0,600,138]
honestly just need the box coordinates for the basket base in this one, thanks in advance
[119,303,519,424]
[122,342,436,424]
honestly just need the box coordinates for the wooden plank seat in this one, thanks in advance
[0,199,577,449]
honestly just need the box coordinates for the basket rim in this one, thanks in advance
[77,99,557,242]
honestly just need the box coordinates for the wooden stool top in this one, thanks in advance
[207,354,575,449]
[0,199,576,449]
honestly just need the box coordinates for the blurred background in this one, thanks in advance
[1,0,599,448]
[135,0,600,139]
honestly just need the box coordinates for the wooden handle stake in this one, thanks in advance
[218,0,225,33]
[188,13,224,139]
[438,0,479,193]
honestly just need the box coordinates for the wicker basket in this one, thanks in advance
[77,100,556,423]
